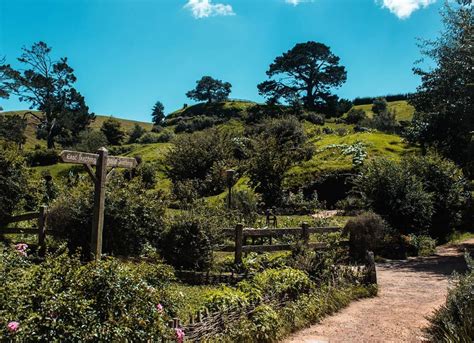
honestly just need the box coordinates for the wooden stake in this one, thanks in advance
[234,223,244,264]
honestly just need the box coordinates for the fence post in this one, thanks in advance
[37,206,47,256]
[365,250,377,284]
[234,223,244,264]
[301,222,309,245]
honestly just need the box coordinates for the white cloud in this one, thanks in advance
[184,0,235,19]
[379,0,436,19]
[285,0,314,5]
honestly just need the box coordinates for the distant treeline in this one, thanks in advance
[352,93,412,106]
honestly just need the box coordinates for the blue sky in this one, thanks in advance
[0,0,443,122]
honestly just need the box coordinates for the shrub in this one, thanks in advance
[343,212,392,260]
[174,115,222,133]
[404,154,470,241]
[370,109,399,133]
[230,189,260,225]
[127,124,146,144]
[202,286,249,312]
[345,108,367,124]
[0,148,27,224]
[426,253,474,342]
[247,117,311,206]
[405,234,436,257]
[100,117,124,145]
[354,158,434,234]
[304,113,325,125]
[0,244,173,341]
[250,304,282,342]
[249,268,314,300]
[25,148,59,166]
[280,190,320,215]
[161,204,229,271]
[137,131,174,144]
[74,130,108,153]
[165,128,233,197]
[47,176,167,257]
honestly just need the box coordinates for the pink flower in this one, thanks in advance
[156,303,164,313]
[7,321,20,333]
[14,243,28,257]
[175,328,185,343]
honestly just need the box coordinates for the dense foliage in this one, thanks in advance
[354,155,469,240]
[186,76,232,104]
[0,244,175,341]
[257,41,347,113]
[47,176,167,257]
[0,148,27,224]
[407,1,473,175]
[2,42,94,148]
[426,253,474,342]
[100,117,124,146]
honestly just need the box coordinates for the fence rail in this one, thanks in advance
[218,222,344,263]
[0,206,48,255]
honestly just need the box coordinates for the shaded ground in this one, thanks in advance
[283,239,474,343]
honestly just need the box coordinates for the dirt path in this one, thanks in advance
[283,239,474,343]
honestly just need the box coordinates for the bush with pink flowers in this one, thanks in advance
[0,243,177,341]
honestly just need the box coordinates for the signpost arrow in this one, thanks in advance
[60,147,138,260]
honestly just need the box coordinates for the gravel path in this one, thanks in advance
[283,239,474,343]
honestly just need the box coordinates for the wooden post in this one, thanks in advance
[301,222,309,245]
[37,206,47,256]
[91,147,108,260]
[234,223,244,264]
[365,250,377,284]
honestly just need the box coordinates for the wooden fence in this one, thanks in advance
[217,222,345,264]
[0,206,48,254]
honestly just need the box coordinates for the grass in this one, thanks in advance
[350,100,415,122]
[285,126,417,189]
[447,231,474,244]
[168,100,257,119]
[1,110,152,149]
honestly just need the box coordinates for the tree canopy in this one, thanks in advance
[257,41,347,111]
[151,101,165,126]
[186,76,232,103]
[2,42,94,148]
[100,117,124,145]
[407,1,473,175]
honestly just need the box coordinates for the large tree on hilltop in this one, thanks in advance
[407,1,473,174]
[3,42,94,148]
[257,41,347,110]
[186,76,232,103]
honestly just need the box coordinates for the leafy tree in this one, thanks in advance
[0,56,15,99]
[371,97,388,115]
[247,116,311,206]
[0,114,27,147]
[345,108,367,124]
[128,123,146,144]
[151,101,165,126]
[165,128,233,197]
[0,148,27,224]
[371,108,398,133]
[186,76,232,103]
[75,129,108,153]
[257,41,347,111]
[407,1,473,174]
[100,117,124,145]
[3,42,94,148]
[354,158,433,234]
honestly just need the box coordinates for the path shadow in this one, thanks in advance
[378,241,473,278]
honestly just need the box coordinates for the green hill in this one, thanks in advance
[351,100,415,122]
[3,100,417,195]
[1,110,153,149]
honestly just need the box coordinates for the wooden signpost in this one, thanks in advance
[60,147,138,260]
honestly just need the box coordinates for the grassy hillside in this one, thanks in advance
[1,110,152,149]
[3,100,417,194]
[351,100,415,122]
